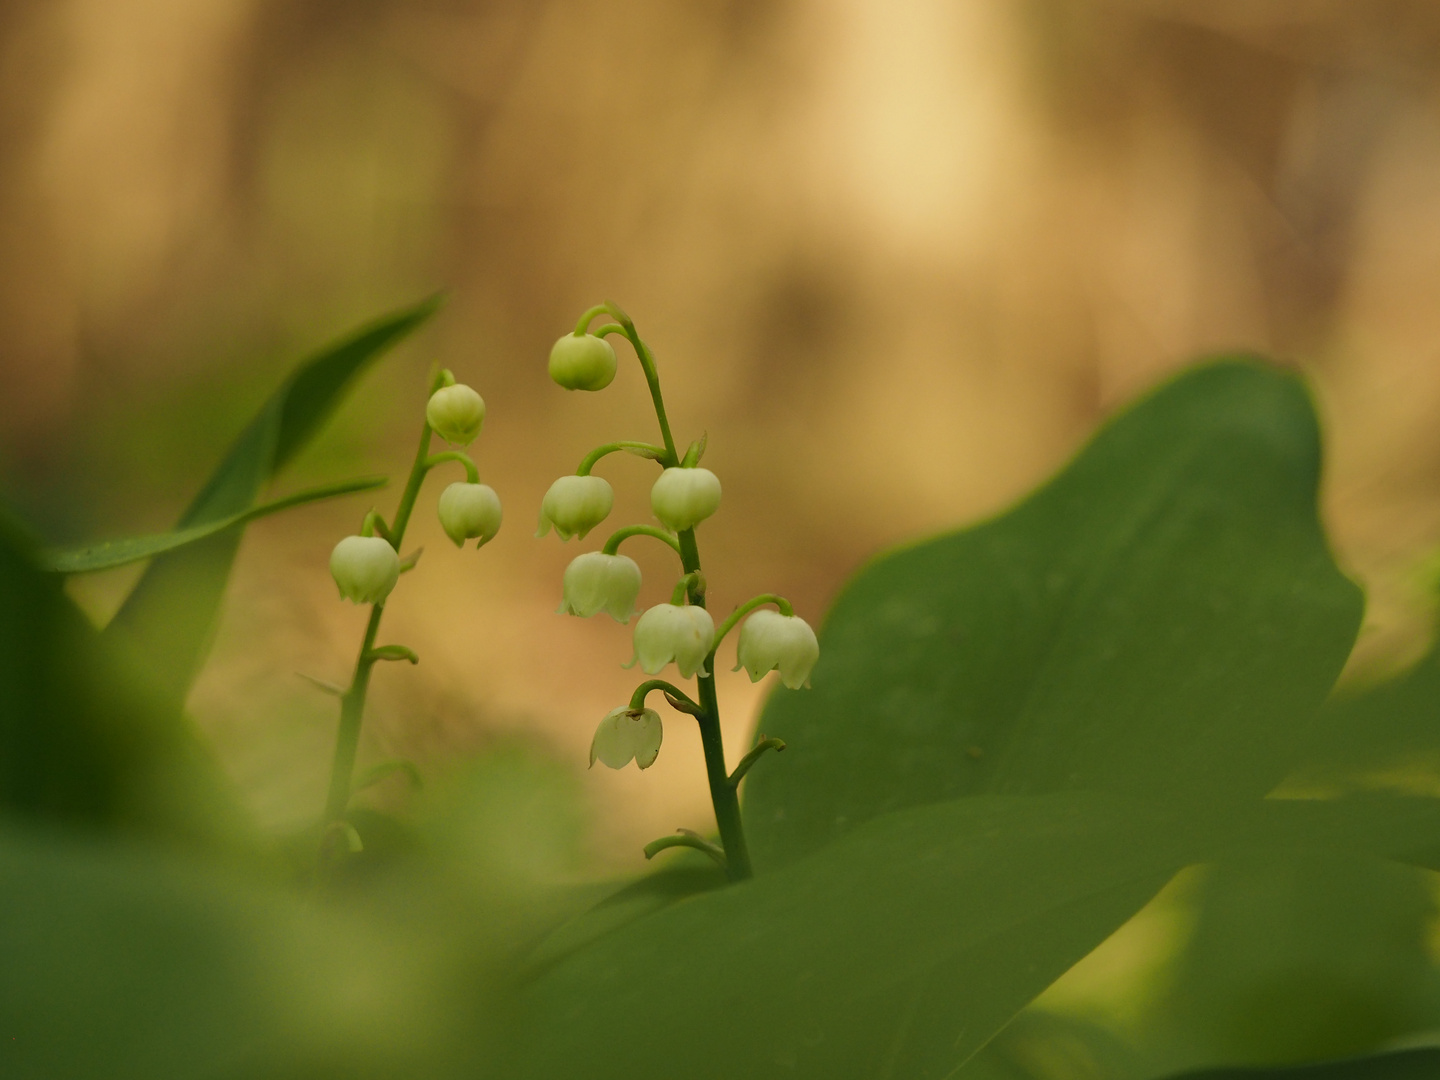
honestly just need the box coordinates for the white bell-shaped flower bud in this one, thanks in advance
[536,474,614,540]
[736,610,820,689]
[632,602,715,678]
[650,467,721,531]
[559,551,642,622]
[589,706,664,770]
[425,384,486,445]
[329,535,401,605]
[437,482,503,547]
[549,333,618,391]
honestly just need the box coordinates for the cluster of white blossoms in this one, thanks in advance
[539,324,819,777]
[329,378,501,606]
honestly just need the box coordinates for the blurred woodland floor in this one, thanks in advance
[4,0,1440,869]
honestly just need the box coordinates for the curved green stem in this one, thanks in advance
[670,571,706,606]
[573,305,612,335]
[602,524,683,558]
[729,737,786,788]
[629,678,701,715]
[577,441,667,475]
[425,450,480,484]
[712,593,794,652]
[324,368,447,829]
[643,831,727,869]
[598,301,680,467]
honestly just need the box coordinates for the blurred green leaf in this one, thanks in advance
[0,822,451,1080]
[0,511,244,840]
[1142,852,1440,1072]
[745,359,1363,869]
[1155,1047,1440,1078]
[1301,622,1440,783]
[41,475,387,573]
[103,295,443,702]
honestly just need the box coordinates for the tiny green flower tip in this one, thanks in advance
[437,482,502,548]
[590,706,663,770]
[549,333,618,391]
[426,383,486,445]
[330,535,401,605]
[650,467,721,532]
[538,474,614,541]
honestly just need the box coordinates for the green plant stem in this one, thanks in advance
[678,527,752,881]
[323,371,445,825]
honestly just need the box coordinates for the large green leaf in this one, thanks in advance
[503,792,1211,1080]
[1156,1048,1440,1079]
[744,359,1364,870]
[103,295,442,702]
[501,794,1440,1080]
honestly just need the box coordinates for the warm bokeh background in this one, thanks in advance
[4,0,1440,869]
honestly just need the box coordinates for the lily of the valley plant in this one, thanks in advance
[539,302,818,880]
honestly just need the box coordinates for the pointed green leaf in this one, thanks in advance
[745,359,1364,870]
[103,295,443,702]
[41,476,387,573]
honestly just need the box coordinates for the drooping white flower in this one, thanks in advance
[650,467,721,531]
[632,602,715,678]
[549,333,618,391]
[559,552,642,622]
[590,706,663,770]
[329,535,401,605]
[735,610,819,689]
[437,482,503,547]
[425,384,486,445]
[536,475,614,541]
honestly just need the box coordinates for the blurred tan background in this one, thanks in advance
[4,0,1440,870]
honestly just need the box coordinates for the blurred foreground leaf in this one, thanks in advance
[0,513,242,839]
[745,359,1363,868]
[0,823,452,1080]
[42,475,387,573]
[104,295,442,702]
[1158,1047,1440,1078]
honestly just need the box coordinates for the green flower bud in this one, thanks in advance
[589,706,663,770]
[329,535,400,605]
[437,482,502,548]
[650,467,721,531]
[549,333,618,391]
[632,602,715,678]
[559,551,641,622]
[425,383,486,445]
[735,610,819,689]
[536,474,614,541]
